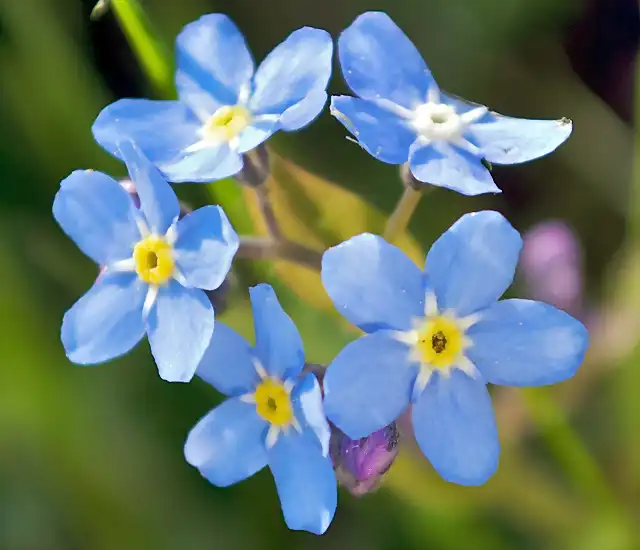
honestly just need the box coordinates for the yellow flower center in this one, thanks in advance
[416,316,464,369]
[203,105,252,143]
[254,379,294,427]
[133,235,175,285]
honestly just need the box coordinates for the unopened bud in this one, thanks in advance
[330,423,399,497]
[302,363,400,495]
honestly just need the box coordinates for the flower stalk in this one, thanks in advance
[237,237,321,271]
[110,0,174,98]
[383,165,425,243]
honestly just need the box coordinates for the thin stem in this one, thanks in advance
[238,237,321,271]
[253,185,283,241]
[523,388,626,516]
[110,0,174,98]
[383,186,423,243]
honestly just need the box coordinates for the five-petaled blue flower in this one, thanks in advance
[330,12,573,196]
[92,14,333,184]
[320,211,588,485]
[53,141,239,382]
[184,284,337,535]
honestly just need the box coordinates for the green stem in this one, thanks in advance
[254,184,283,241]
[383,186,423,243]
[110,0,174,98]
[523,388,625,516]
[204,182,275,282]
[238,237,322,271]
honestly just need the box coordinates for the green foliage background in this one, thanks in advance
[0,1,638,549]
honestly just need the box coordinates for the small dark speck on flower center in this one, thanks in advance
[431,331,447,353]
[146,251,158,269]
[267,397,277,411]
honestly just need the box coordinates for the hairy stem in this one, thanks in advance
[238,237,321,271]
[383,186,423,243]
[253,185,283,241]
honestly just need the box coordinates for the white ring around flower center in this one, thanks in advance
[372,89,489,155]
[410,102,464,142]
[392,292,483,400]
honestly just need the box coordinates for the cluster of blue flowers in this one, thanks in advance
[54,11,588,535]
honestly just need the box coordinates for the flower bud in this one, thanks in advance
[330,423,399,497]
[303,363,400,496]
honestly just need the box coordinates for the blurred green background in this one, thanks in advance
[1,0,639,549]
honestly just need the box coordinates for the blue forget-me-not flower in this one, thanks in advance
[330,12,573,196]
[53,141,239,382]
[320,211,588,485]
[92,14,333,183]
[184,284,337,535]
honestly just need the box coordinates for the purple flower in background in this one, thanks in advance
[520,221,583,317]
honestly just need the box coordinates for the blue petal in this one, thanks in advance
[330,96,414,164]
[279,89,328,132]
[61,273,146,364]
[292,373,331,457]
[175,70,221,120]
[195,323,259,396]
[118,141,179,234]
[92,99,202,175]
[147,281,214,382]
[249,27,333,118]
[440,92,491,121]
[249,284,304,380]
[268,429,337,535]
[175,14,254,110]
[467,299,588,386]
[338,12,436,109]
[323,331,417,439]
[409,142,501,195]
[160,144,243,183]
[412,370,499,486]
[469,115,572,165]
[174,205,239,290]
[321,233,424,332]
[425,211,522,316]
[54,170,139,265]
[236,119,280,154]
[185,398,268,487]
